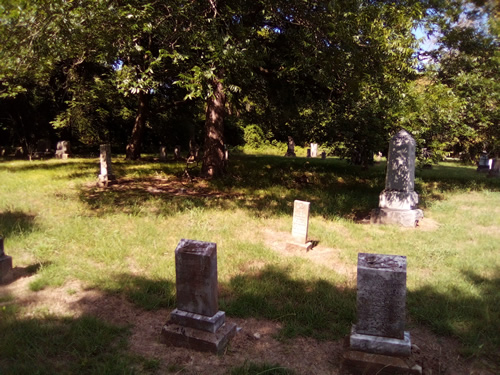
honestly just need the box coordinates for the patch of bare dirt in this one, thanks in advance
[1,269,496,375]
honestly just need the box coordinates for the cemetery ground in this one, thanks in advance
[0,154,499,375]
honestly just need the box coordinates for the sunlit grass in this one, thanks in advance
[0,154,499,368]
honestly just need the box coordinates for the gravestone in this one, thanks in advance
[321,151,326,159]
[306,149,311,158]
[311,143,318,157]
[97,144,116,187]
[477,151,490,172]
[0,236,13,283]
[174,145,182,160]
[188,139,200,163]
[489,158,500,177]
[161,239,236,354]
[55,141,71,159]
[342,253,420,374]
[371,130,423,227]
[286,200,313,251]
[159,146,167,162]
[285,136,296,157]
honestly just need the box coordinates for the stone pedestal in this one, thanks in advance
[0,237,13,283]
[97,144,115,187]
[286,200,313,251]
[370,208,423,228]
[161,239,236,354]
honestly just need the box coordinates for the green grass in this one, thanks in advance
[0,155,499,372]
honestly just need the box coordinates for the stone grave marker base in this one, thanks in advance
[341,350,422,375]
[161,320,237,354]
[169,309,226,333]
[349,327,411,357]
[285,241,313,252]
[370,208,423,228]
[97,174,116,187]
[0,255,13,283]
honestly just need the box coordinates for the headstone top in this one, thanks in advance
[176,239,216,257]
[358,253,406,272]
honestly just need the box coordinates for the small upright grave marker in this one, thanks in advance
[310,143,318,157]
[285,136,296,157]
[343,253,420,374]
[371,130,423,227]
[0,236,13,283]
[174,145,182,160]
[97,144,116,187]
[286,200,313,251]
[161,239,236,353]
[477,151,490,172]
[159,146,167,162]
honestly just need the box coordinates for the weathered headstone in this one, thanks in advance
[55,141,71,159]
[174,145,182,160]
[159,146,167,162]
[307,149,311,158]
[0,236,13,283]
[488,157,500,177]
[371,130,423,227]
[477,151,490,172]
[161,239,236,354]
[285,136,296,157]
[321,151,326,159]
[311,143,318,158]
[286,200,313,251]
[342,253,419,374]
[97,144,116,187]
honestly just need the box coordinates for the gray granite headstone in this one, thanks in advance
[285,136,296,157]
[175,239,218,316]
[350,253,411,357]
[161,239,236,353]
[174,145,181,160]
[477,152,490,172]
[371,130,423,227]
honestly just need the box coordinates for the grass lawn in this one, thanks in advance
[0,153,499,374]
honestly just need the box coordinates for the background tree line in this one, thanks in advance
[0,0,498,175]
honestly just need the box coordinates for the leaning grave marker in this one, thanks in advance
[371,129,423,227]
[286,200,313,251]
[161,239,236,354]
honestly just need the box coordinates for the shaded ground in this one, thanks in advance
[1,254,495,375]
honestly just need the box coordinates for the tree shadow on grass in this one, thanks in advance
[0,210,37,238]
[220,264,356,341]
[0,309,137,375]
[408,267,500,363]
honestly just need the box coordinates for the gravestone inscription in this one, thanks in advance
[350,253,411,357]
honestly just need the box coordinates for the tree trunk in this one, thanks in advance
[126,91,150,160]
[201,76,226,178]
